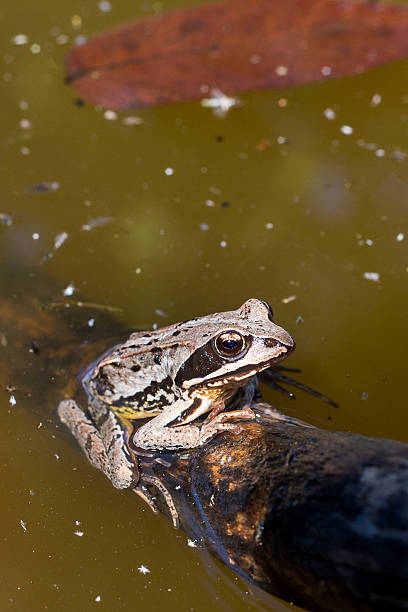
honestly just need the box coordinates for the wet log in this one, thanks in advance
[147,410,408,612]
[66,0,408,109]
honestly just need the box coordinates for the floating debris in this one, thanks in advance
[370,93,382,107]
[54,232,68,250]
[122,116,143,126]
[98,0,112,11]
[220,240,227,248]
[396,233,405,242]
[155,309,168,318]
[12,34,28,45]
[201,89,242,117]
[29,181,60,193]
[63,282,76,297]
[104,109,117,120]
[340,125,353,135]
[187,539,198,548]
[74,530,84,537]
[138,565,150,574]
[282,295,297,304]
[9,395,16,406]
[20,520,27,532]
[363,272,380,283]
[200,223,209,231]
[275,65,288,76]
[324,108,336,120]
[164,167,174,176]
[265,222,274,230]
[81,216,112,231]
[0,213,12,226]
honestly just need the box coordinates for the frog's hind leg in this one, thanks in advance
[58,399,137,490]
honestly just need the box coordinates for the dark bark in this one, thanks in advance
[148,416,408,612]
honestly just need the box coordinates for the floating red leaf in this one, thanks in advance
[66,0,408,109]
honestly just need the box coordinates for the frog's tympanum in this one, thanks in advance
[58,299,295,526]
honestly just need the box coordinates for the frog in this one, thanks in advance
[58,298,295,527]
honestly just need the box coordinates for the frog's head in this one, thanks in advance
[174,299,295,392]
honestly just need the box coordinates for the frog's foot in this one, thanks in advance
[259,366,338,408]
[253,401,313,428]
[135,474,180,529]
[200,407,256,443]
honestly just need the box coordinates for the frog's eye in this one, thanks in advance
[214,331,246,359]
[261,300,274,322]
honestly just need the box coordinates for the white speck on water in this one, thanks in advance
[363,272,380,282]
[200,223,209,231]
[19,118,32,130]
[277,136,288,144]
[250,54,261,64]
[63,283,76,296]
[75,520,81,526]
[74,35,88,46]
[135,267,142,274]
[340,125,353,135]
[54,232,68,250]
[277,98,287,107]
[375,148,385,157]
[54,454,60,460]
[0,213,13,226]
[56,34,69,45]
[98,0,112,12]
[187,539,197,548]
[20,520,27,532]
[321,65,332,76]
[155,309,168,318]
[365,239,373,246]
[32,233,40,240]
[275,65,288,76]
[205,199,215,207]
[12,34,28,45]
[21,146,30,155]
[95,595,101,602]
[164,167,174,176]
[370,93,382,107]
[9,395,16,406]
[104,110,117,121]
[88,318,95,327]
[122,116,144,126]
[81,216,112,231]
[74,531,84,537]
[30,43,41,54]
[396,233,404,242]
[19,100,28,111]
[265,223,274,230]
[220,240,227,248]
[281,295,297,304]
[138,565,150,574]
[324,108,336,120]
[201,88,241,117]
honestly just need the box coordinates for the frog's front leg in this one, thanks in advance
[58,399,137,489]
[132,398,256,451]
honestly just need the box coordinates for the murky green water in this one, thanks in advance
[1,0,408,610]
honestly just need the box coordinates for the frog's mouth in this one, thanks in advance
[184,340,295,390]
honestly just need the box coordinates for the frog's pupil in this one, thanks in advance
[222,339,238,350]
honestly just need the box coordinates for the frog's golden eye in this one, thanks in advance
[214,331,246,359]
